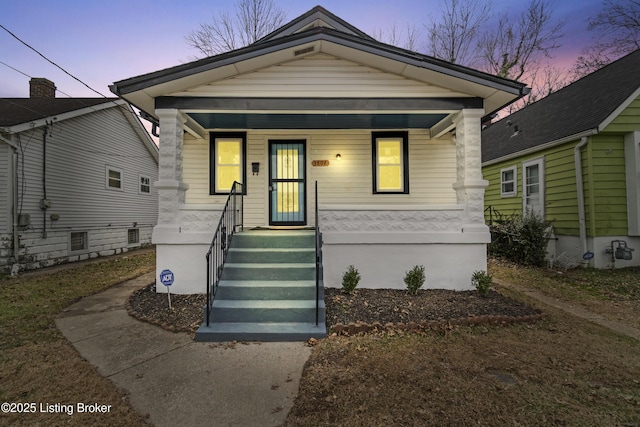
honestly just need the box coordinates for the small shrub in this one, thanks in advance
[404,265,426,295]
[489,210,552,267]
[471,270,492,296]
[341,265,360,293]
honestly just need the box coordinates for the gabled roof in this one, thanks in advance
[0,98,117,127]
[0,97,158,161]
[110,7,528,119]
[482,49,640,164]
[255,5,375,43]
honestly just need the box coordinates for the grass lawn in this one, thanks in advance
[285,262,640,426]
[0,250,155,426]
[2,251,639,426]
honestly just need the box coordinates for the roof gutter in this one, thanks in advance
[482,128,599,167]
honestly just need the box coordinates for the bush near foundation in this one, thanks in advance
[489,211,552,267]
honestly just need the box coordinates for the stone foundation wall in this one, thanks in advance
[0,225,153,274]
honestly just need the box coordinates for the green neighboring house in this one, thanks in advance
[482,49,640,268]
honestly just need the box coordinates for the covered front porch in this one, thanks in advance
[110,6,527,298]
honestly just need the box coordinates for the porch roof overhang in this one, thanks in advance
[156,96,481,132]
[110,27,529,129]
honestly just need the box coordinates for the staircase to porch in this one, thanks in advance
[194,230,327,342]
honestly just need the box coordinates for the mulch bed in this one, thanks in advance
[127,283,542,335]
[324,288,542,335]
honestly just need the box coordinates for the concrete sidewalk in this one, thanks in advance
[55,272,311,427]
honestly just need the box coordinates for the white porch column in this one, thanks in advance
[452,109,489,235]
[153,109,189,237]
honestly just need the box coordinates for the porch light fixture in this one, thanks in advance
[335,154,341,160]
[252,162,260,175]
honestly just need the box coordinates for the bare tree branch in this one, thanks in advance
[373,22,423,51]
[185,0,287,57]
[426,0,492,65]
[572,0,640,78]
[478,0,564,80]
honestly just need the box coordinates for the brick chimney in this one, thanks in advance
[29,78,56,98]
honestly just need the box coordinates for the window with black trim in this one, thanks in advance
[210,132,247,195]
[372,131,409,194]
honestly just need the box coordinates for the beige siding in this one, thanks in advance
[175,54,466,99]
[183,129,457,227]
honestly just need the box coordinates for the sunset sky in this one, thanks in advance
[0,0,605,99]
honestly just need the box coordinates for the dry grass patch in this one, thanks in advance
[286,311,640,426]
[0,251,154,426]
[490,258,640,330]
[287,262,640,426]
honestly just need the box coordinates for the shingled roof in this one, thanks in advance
[0,98,117,127]
[482,49,640,163]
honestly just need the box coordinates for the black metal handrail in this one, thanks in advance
[205,181,243,326]
[314,180,322,326]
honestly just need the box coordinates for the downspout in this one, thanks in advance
[12,148,19,261]
[42,126,48,239]
[574,136,589,266]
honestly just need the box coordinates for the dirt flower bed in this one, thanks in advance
[127,283,542,334]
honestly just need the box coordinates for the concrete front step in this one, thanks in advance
[216,280,317,300]
[221,263,316,281]
[232,231,315,248]
[227,247,315,264]
[195,229,326,342]
[194,321,327,342]
[210,299,325,323]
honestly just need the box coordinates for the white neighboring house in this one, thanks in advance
[0,78,158,274]
[111,6,528,294]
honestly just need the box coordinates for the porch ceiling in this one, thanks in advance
[186,112,448,129]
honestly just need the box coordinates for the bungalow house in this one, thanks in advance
[110,6,527,340]
[0,78,159,274]
[482,49,640,268]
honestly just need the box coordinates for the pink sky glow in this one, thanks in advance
[0,0,604,99]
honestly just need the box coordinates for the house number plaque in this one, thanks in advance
[312,160,330,167]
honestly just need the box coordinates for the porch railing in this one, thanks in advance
[315,180,322,326]
[484,205,502,225]
[205,181,244,326]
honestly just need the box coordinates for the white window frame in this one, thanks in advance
[522,157,545,217]
[106,166,124,191]
[500,166,517,197]
[625,131,640,235]
[139,174,151,194]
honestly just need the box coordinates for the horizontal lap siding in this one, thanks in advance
[16,107,158,232]
[178,54,463,98]
[545,143,580,235]
[603,97,640,133]
[183,130,457,227]
[483,141,580,235]
[588,135,627,236]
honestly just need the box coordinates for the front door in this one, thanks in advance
[269,140,306,226]
[522,158,545,218]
